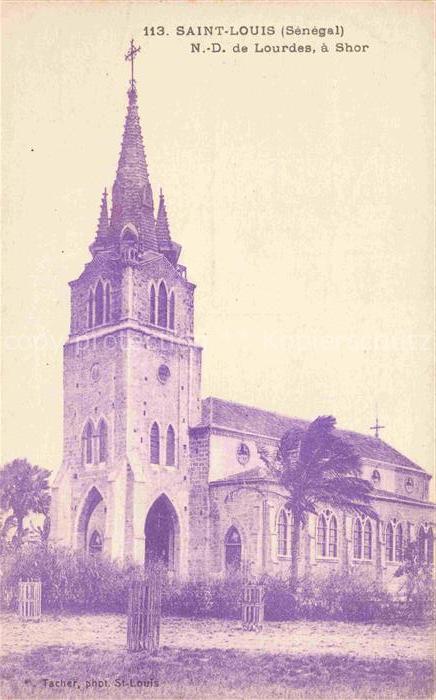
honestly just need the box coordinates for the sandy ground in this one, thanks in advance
[0,614,433,660]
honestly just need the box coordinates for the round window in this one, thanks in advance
[157,364,170,383]
[237,443,250,465]
[405,477,414,493]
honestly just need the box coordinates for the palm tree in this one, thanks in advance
[0,459,51,547]
[260,415,377,582]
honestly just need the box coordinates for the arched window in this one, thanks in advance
[166,425,175,466]
[94,280,104,326]
[316,511,338,559]
[428,528,434,565]
[169,291,175,331]
[150,284,156,325]
[328,515,338,558]
[316,514,327,557]
[89,530,103,555]
[395,523,403,562]
[150,422,160,464]
[419,526,434,565]
[98,419,108,463]
[88,289,94,328]
[363,519,372,559]
[158,281,168,328]
[386,522,394,562]
[225,526,241,573]
[121,224,138,245]
[353,518,363,559]
[418,526,426,561]
[104,283,111,323]
[83,421,94,464]
[277,510,288,556]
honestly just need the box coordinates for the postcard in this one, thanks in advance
[1,1,434,698]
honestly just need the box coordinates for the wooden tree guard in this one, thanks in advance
[242,583,264,631]
[241,559,252,582]
[18,580,41,622]
[127,573,162,653]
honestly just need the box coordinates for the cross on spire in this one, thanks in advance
[370,415,385,439]
[125,38,141,89]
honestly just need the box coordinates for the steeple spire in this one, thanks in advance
[109,41,157,252]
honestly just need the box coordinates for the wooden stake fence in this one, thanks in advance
[127,572,162,653]
[242,583,264,631]
[18,580,41,622]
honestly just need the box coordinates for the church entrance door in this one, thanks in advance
[144,495,178,571]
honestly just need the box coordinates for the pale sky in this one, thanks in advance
[1,2,434,488]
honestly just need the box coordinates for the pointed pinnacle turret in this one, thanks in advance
[155,188,182,265]
[97,188,109,237]
[110,48,157,253]
[156,188,172,247]
[90,187,110,255]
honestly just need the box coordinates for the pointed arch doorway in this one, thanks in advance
[144,495,179,572]
[225,526,242,574]
[76,486,106,554]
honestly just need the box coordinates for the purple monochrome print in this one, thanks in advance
[1,11,434,699]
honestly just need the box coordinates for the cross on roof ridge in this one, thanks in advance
[370,416,385,440]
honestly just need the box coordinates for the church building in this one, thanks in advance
[51,50,435,588]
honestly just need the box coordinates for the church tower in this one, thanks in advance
[51,44,202,577]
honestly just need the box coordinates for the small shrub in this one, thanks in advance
[164,580,214,617]
[162,575,243,619]
[294,576,328,620]
[261,575,297,621]
[296,573,381,622]
[295,571,434,625]
[392,566,435,625]
[0,543,132,613]
[210,575,243,619]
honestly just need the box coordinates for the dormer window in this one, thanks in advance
[121,224,138,245]
[120,225,139,263]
